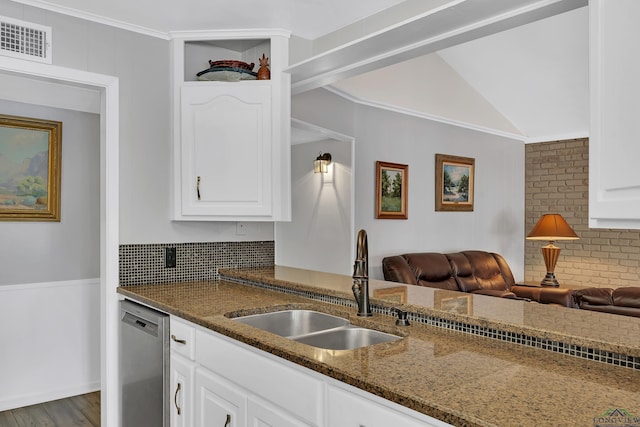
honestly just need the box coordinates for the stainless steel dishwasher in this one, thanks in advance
[119,299,169,427]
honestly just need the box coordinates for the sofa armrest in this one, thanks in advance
[472,289,518,299]
[512,285,576,307]
[382,256,418,285]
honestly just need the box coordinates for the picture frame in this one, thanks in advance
[0,114,62,221]
[437,294,473,315]
[373,286,408,304]
[375,161,408,219]
[435,154,474,212]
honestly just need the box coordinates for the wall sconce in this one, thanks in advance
[314,152,332,173]
[526,213,579,287]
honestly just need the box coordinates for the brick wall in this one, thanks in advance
[524,138,640,288]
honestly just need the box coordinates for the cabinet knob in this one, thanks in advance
[197,176,201,200]
[171,334,187,345]
[174,382,182,415]
[224,414,231,427]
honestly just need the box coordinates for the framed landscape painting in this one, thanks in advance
[435,154,474,212]
[0,114,62,221]
[375,161,408,219]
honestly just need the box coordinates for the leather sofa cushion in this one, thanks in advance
[573,287,640,317]
[381,255,418,286]
[446,252,477,292]
[451,251,514,293]
[613,287,640,308]
[403,253,459,291]
[573,288,614,306]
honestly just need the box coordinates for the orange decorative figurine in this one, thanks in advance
[257,53,270,80]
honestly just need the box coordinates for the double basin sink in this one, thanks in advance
[231,309,401,351]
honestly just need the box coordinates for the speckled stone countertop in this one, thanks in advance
[118,276,640,427]
[220,266,640,358]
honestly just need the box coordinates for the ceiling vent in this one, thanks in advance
[0,16,51,63]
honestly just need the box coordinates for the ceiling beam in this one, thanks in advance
[287,0,588,94]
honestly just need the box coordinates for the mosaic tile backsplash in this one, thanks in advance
[119,241,274,286]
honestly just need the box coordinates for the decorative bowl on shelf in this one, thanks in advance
[208,59,255,71]
[196,66,258,81]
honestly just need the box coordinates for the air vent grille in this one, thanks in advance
[0,16,51,63]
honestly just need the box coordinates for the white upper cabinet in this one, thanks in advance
[171,30,291,221]
[589,0,640,229]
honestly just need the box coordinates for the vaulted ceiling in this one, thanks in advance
[10,0,589,143]
[332,6,589,143]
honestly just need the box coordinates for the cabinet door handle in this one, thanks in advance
[197,176,201,200]
[224,414,231,427]
[174,382,182,415]
[171,334,187,345]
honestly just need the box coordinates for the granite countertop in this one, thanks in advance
[118,273,640,427]
[221,266,640,358]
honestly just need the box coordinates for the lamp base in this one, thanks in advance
[540,272,559,287]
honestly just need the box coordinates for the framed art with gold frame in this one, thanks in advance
[375,161,408,219]
[435,153,474,212]
[0,114,62,221]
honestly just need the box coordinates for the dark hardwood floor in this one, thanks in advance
[0,392,100,427]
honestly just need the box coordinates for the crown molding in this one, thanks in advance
[324,86,527,142]
[10,0,170,39]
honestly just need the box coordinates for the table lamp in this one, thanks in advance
[526,213,579,287]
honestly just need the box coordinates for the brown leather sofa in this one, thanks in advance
[382,250,575,307]
[573,287,640,318]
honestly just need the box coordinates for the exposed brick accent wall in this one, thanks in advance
[525,138,640,288]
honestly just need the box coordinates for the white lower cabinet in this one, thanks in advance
[170,315,451,427]
[195,368,246,427]
[170,353,195,427]
[170,317,197,427]
[247,398,312,427]
[327,384,450,427]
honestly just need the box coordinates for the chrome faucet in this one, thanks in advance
[352,229,372,317]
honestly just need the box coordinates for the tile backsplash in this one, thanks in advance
[119,241,274,286]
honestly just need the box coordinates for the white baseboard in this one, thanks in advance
[0,278,101,411]
[0,382,101,412]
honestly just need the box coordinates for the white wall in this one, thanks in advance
[0,2,274,244]
[292,89,525,281]
[0,94,101,409]
[0,100,100,286]
[0,279,101,411]
[276,139,353,275]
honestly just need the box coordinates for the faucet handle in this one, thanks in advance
[391,308,410,326]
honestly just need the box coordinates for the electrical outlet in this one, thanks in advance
[236,222,247,235]
[165,247,177,268]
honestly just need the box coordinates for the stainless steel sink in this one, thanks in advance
[292,326,401,350]
[231,309,348,338]
[231,309,401,350]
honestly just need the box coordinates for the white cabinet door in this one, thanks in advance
[589,0,640,229]
[170,353,195,427]
[179,83,273,219]
[195,367,247,427]
[195,329,324,426]
[327,385,451,427]
[247,398,312,427]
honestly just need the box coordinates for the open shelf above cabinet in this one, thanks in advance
[170,30,291,222]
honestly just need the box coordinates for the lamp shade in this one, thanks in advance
[526,214,579,241]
